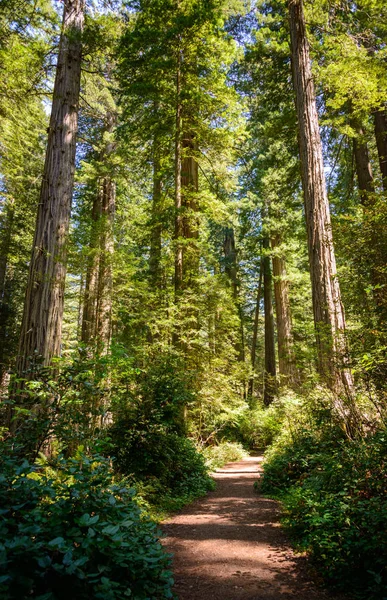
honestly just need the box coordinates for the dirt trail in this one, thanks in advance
[162,455,345,600]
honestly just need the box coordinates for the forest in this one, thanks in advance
[0,0,387,598]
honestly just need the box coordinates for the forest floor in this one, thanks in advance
[162,454,348,600]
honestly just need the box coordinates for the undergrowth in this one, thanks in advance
[259,391,387,600]
[0,448,174,600]
[202,441,248,470]
[107,410,215,521]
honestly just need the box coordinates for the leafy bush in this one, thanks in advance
[261,424,387,599]
[202,441,248,470]
[238,392,304,449]
[108,413,214,513]
[0,450,173,600]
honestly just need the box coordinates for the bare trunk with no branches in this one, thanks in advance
[271,234,297,386]
[224,227,245,363]
[263,236,276,405]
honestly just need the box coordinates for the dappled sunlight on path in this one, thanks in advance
[162,455,346,600]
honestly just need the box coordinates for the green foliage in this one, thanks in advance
[6,355,113,459]
[132,352,194,435]
[202,441,247,470]
[238,392,305,449]
[261,404,387,599]
[108,418,214,511]
[0,449,173,600]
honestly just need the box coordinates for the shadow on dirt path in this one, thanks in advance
[162,455,347,600]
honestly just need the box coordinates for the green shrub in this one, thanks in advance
[0,451,173,600]
[238,393,304,449]
[261,428,344,493]
[202,441,248,470]
[108,415,214,513]
[261,426,387,599]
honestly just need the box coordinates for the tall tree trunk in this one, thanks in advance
[223,227,245,362]
[149,142,162,287]
[174,49,183,300]
[352,116,387,326]
[82,113,116,354]
[288,0,356,414]
[248,254,263,399]
[0,200,14,384]
[16,0,84,377]
[81,192,101,346]
[181,132,199,284]
[223,227,238,299]
[374,109,387,191]
[96,176,115,354]
[263,236,276,405]
[352,121,375,205]
[271,234,297,386]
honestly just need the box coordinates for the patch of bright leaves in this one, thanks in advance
[0,451,174,600]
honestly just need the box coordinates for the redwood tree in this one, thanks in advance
[16,0,84,376]
[288,0,357,418]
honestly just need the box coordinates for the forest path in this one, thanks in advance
[162,455,345,600]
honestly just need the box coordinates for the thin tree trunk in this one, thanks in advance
[81,192,101,346]
[224,227,245,362]
[374,109,387,191]
[288,0,356,417]
[174,48,183,300]
[77,270,84,339]
[248,255,263,398]
[149,141,162,287]
[352,115,387,326]
[82,111,116,354]
[96,176,115,354]
[271,234,297,386]
[0,200,14,383]
[263,236,276,406]
[181,132,199,284]
[16,0,84,377]
[223,227,238,299]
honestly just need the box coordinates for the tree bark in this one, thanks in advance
[223,227,245,363]
[81,191,101,346]
[181,132,199,284]
[248,255,263,399]
[374,109,387,191]
[95,176,115,354]
[16,0,84,376]
[174,48,183,299]
[82,114,116,354]
[288,0,355,407]
[263,236,276,405]
[149,141,162,287]
[271,234,297,386]
[223,227,238,299]
[0,200,14,384]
